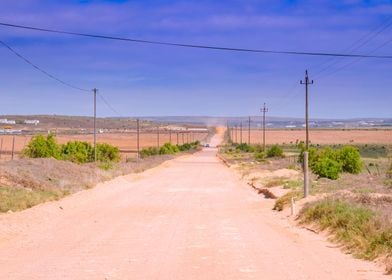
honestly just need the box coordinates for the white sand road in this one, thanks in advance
[0,133,389,279]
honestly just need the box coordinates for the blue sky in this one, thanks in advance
[0,0,392,118]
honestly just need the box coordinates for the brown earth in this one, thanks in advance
[0,132,388,279]
[231,129,392,145]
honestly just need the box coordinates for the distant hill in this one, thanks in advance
[1,115,391,129]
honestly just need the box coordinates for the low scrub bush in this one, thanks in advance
[159,143,180,155]
[23,134,61,159]
[254,151,266,162]
[312,157,342,180]
[24,134,120,163]
[298,145,363,180]
[267,145,284,158]
[235,143,255,153]
[96,143,120,162]
[140,147,159,158]
[61,141,94,163]
[337,146,363,174]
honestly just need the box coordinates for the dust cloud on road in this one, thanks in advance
[0,131,388,279]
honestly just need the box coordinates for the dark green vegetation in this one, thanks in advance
[299,144,363,180]
[300,199,392,274]
[140,141,200,158]
[23,134,120,163]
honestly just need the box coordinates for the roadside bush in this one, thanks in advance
[23,134,61,159]
[387,161,392,179]
[96,143,120,162]
[267,145,284,158]
[140,147,159,158]
[312,157,342,180]
[235,143,255,153]
[337,146,363,174]
[159,143,179,155]
[254,151,266,162]
[61,141,94,163]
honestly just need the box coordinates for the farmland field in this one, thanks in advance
[229,128,392,145]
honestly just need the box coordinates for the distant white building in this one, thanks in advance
[24,120,40,125]
[0,119,16,125]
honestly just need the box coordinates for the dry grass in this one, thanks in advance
[300,199,392,274]
[0,153,184,213]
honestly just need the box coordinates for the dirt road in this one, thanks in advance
[0,134,388,279]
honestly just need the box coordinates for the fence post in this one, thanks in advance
[304,151,309,198]
[11,136,15,160]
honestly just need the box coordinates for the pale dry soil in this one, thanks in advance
[0,133,389,279]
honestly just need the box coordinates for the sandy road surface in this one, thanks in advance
[0,134,389,279]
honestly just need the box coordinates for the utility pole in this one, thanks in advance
[300,70,314,150]
[11,136,15,160]
[169,129,172,144]
[157,125,160,149]
[176,132,179,145]
[248,117,251,145]
[235,125,238,144]
[240,122,243,144]
[136,119,140,159]
[261,103,268,152]
[93,88,97,162]
[300,70,313,198]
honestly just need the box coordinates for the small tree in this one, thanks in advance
[312,157,342,180]
[96,143,120,162]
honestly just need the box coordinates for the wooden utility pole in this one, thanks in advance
[93,88,97,162]
[169,129,172,144]
[136,119,140,159]
[300,70,314,150]
[248,117,251,145]
[11,135,15,160]
[157,125,160,148]
[240,122,243,144]
[261,103,268,151]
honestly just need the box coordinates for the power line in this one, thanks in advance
[2,22,392,59]
[97,93,124,117]
[0,39,90,92]
[1,39,124,117]
[312,16,392,78]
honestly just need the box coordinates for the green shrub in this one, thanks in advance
[61,141,94,163]
[254,151,266,162]
[387,161,392,179]
[312,157,342,180]
[159,143,179,155]
[23,134,61,159]
[235,143,255,153]
[267,145,284,158]
[140,147,159,158]
[96,143,120,162]
[337,146,363,174]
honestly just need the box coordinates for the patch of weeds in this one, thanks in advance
[0,186,65,213]
[300,199,392,274]
[264,178,287,188]
[283,179,302,190]
[98,161,114,170]
[273,190,301,211]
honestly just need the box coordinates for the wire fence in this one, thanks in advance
[0,128,210,162]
